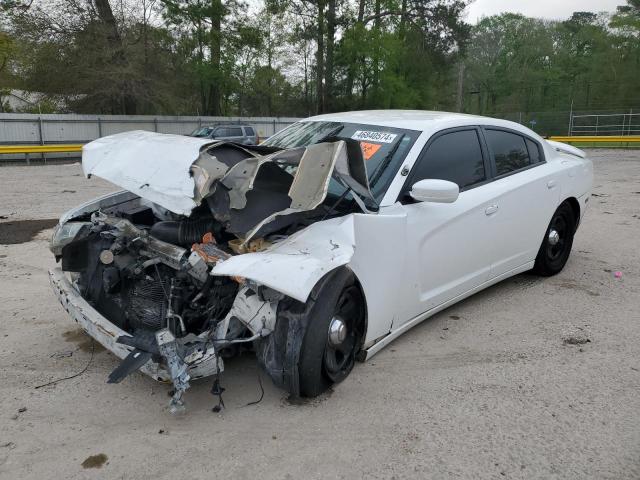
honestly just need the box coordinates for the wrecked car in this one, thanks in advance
[49,111,593,412]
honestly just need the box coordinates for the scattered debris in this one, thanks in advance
[35,339,96,389]
[449,315,460,320]
[563,335,591,346]
[591,193,609,197]
[614,271,623,279]
[50,350,74,359]
[81,453,108,469]
[61,189,76,193]
[17,407,26,413]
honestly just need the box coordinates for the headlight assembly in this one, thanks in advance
[49,221,91,257]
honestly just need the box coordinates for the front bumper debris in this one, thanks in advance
[49,267,221,383]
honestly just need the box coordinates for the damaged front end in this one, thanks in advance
[49,131,372,412]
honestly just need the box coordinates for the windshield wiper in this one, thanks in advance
[368,134,405,187]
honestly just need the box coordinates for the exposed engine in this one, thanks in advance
[55,199,282,412]
[63,209,239,341]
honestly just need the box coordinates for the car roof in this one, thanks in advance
[200,124,252,128]
[304,110,540,140]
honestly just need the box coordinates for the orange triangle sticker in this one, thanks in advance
[360,142,382,160]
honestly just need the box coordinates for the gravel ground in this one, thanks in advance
[1,150,639,479]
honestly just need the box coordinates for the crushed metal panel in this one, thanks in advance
[241,142,342,242]
[217,286,278,337]
[190,150,234,202]
[288,142,339,209]
[221,156,286,210]
[212,215,356,302]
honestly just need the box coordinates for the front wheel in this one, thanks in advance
[532,201,576,276]
[257,269,365,398]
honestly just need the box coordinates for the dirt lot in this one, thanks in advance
[1,151,639,479]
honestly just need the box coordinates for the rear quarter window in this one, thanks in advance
[526,138,543,164]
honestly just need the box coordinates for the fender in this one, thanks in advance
[212,209,408,345]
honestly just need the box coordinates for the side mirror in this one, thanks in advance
[409,179,459,203]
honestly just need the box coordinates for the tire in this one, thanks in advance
[297,272,365,397]
[532,201,577,276]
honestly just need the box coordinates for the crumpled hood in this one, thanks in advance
[83,131,217,215]
[82,131,375,240]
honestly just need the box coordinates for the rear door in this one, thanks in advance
[480,128,561,277]
[397,127,497,323]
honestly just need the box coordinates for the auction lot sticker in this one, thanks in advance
[351,130,398,143]
[360,142,382,160]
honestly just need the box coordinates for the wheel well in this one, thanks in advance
[564,197,581,228]
[350,272,368,348]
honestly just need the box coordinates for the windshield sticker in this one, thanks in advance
[360,142,382,160]
[351,130,398,143]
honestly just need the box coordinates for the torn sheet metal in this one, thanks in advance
[212,215,356,302]
[239,142,342,242]
[216,286,278,337]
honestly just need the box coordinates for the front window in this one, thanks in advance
[263,121,420,200]
[190,127,214,138]
[410,129,487,191]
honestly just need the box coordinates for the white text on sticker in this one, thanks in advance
[351,130,397,143]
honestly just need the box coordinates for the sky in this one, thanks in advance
[465,0,624,23]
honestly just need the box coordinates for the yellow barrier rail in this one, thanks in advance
[1,136,638,157]
[549,136,640,143]
[0,144,83,154]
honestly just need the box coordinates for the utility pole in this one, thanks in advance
[456,62,465,113]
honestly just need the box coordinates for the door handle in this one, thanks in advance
[485,204,499,216]
[547,180,557,189]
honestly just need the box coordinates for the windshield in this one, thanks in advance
[190,127,214,138]
[262,121,420,200]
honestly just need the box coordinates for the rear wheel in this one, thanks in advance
[532,201,576,276]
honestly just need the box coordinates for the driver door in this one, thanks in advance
[397,127,498,324]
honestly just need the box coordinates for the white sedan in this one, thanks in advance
[49,110,593,411]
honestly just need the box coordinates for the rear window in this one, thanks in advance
[485,129,530,176]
